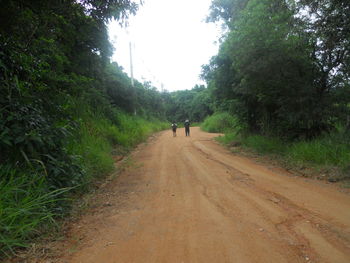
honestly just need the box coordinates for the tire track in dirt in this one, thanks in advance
[188,137,350,263]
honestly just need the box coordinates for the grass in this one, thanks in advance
[113,114,168,147]
[288,135,350,168]
[216,132,239,145]
[201,112,239,133]
[1,107,168,258]
[241,135,286,155]
[203,112,350,180]
[0,166,71,257]
[66,110,168,183]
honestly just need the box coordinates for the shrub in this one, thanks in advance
[201,112,239,133]
[0,166,70,256]
[242,135,285,155]
[288,134,350,168]
[216,132,239,145]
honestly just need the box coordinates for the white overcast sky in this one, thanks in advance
[108,0,220,91]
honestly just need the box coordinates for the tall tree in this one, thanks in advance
[0,0,142,188]
[204,0,350,138]
[297,0,350,124]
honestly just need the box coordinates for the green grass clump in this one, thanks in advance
[67,110,168,182]
[114,114,168,147]
[0,107,168,258]
[201,112,238,133]
[216,132,239,145]
[203,112,350,176]
[288,135,350,168]
[217,133,285,155]
[0,166,70,256]
[66,118,116,181]
[242,135,285,155]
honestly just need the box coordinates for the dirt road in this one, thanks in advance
[60,127,350,263]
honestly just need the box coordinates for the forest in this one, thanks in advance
[0,0,349,258]
[203,0,349,138]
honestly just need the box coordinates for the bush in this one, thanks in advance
[242,135,285,155]
[216,132,239,145]
[1,104,168,258]
[214,123,350,172]
[67,109,168,183]
[288,134,350,168]
[201,112,238,133]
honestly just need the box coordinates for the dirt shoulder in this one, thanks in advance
[16,127,350,263]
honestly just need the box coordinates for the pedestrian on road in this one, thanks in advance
[171,122,177,137]
[184,119,190,136]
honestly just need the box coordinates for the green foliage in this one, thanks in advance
[207,0,249,27]
[288,133,350,168]
[67,107,169,183]
[111,112,168,147]
[216,132,239,145]
[0,0,171,258]
[213,121,350,171]
[204,0,350,138]
[201,112,238,133]
[0,104,167,258]
[0,166,70,256]
[67,119,115,180]
[164,85,214,123]
[217,133,285,155]
[242,136,285,155]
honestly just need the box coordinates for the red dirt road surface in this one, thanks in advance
[59,127,350,263]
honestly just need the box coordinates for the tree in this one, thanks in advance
[163,85,213,123]
[0,0,142,188]
[205,0,349,138]
[297,0,350,125]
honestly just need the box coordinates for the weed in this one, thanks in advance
[242,135,285,155]
[1,107,167,258]
[201,112,239,133]
[0,166,71,256]
[204,113,350,180]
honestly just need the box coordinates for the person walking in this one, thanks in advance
[184,119,190,136]
[171,122,177,137]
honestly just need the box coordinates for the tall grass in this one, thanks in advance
[288,135,350,168]
[203,113,350,174]
[242,135,286,155]
[0,166,70,256]
[67,109,168,183]
[216,132,239,145]
[114,114,168,147]
[201,112,238,133]
[67,117,117,180]
[1,107,168,258]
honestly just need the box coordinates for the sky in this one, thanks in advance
[108,0,220,91]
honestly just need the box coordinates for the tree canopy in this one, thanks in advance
[203,0,350,139]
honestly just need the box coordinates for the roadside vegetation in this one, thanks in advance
[1,0,349,258]
[202,113,350,182]
[201,112,238,133]
[200,0,349,181]
[0,0,170,257]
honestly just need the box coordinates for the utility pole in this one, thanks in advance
[129,41,134,88]
[129,41,136,115]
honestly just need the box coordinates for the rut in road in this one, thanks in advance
[58,127,350,263]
